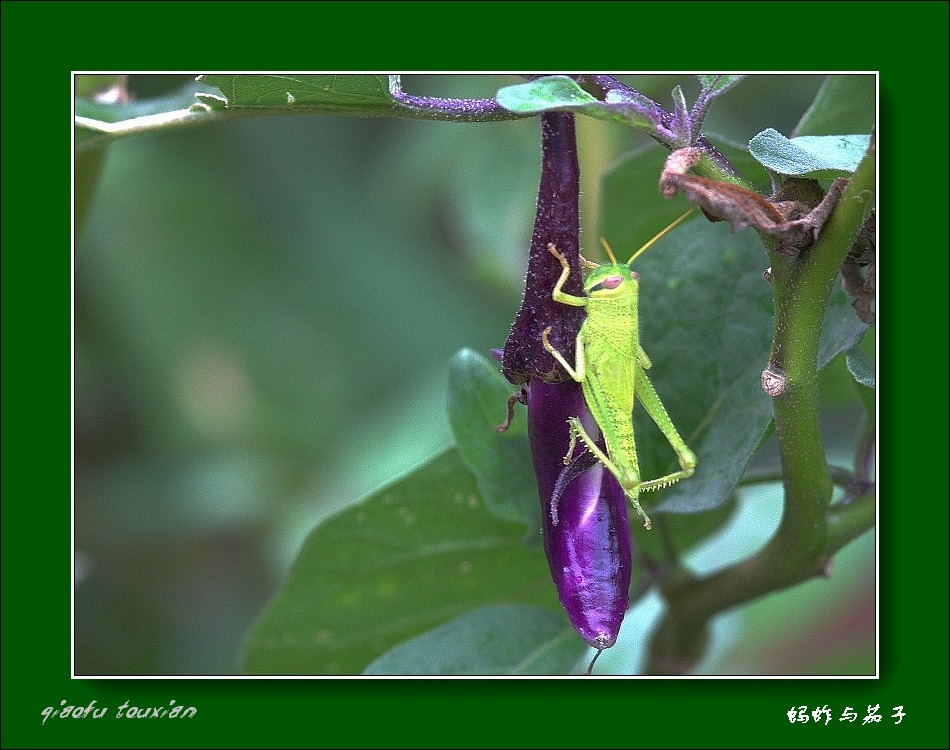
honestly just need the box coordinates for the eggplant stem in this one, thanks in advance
[585,648,604,675]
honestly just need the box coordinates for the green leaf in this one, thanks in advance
[197,74,394,114]
[601,143,696,250]
[818,283,871,370]
[447,350,540,535]
[495,75,598,113]
[496,76,652,128]
[363,604,586,675]
[698,75,746,96]
[794,74,876,136]
[845,345,875,389]
[75,147,107,236]
[749,128,871,178]
[242,449,555,675]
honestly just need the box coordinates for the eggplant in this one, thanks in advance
[527,379,631,669]
[499,111,631,673]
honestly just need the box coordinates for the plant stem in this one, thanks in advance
[825,490,875,557]
[739,464,857,489]
[644,136,876,675]
[75,108,223,152]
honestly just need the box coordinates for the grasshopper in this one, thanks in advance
[541,212,697,530]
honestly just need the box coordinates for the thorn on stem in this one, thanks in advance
[761,366,787,397]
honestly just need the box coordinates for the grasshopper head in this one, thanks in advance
[587,237,639,299]
[584,263,638,298]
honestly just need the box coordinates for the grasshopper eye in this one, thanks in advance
[589,274,624,293]
[631,270,640,282]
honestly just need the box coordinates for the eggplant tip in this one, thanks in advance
[582,632,617,674]
[585,647,605,675]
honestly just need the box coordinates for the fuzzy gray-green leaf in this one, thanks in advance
[749,129,871,178]
[846,346,875,389]
[496,76,598,113]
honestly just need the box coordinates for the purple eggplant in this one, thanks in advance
[527,380,631,662]
[498,110,631,671]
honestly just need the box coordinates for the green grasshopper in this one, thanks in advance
[541,212,697,530]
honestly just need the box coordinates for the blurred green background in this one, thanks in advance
[74,74,873,675]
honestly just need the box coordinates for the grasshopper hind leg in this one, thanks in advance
[634,367,697,494]
[564,417,653,531]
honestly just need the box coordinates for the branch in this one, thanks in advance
[75,107,223,151]
[644,136,876,675]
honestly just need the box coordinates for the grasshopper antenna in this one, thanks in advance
[627,209,694,264]
[599,237,619,264]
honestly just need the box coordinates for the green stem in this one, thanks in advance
[75,107,224,152]
[767,136,876,558]
[825,491,875,557]
[740,464,856,489]
[75,87,529,154]
[644,136,876,676]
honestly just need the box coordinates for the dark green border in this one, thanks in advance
[2,1,947,748]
